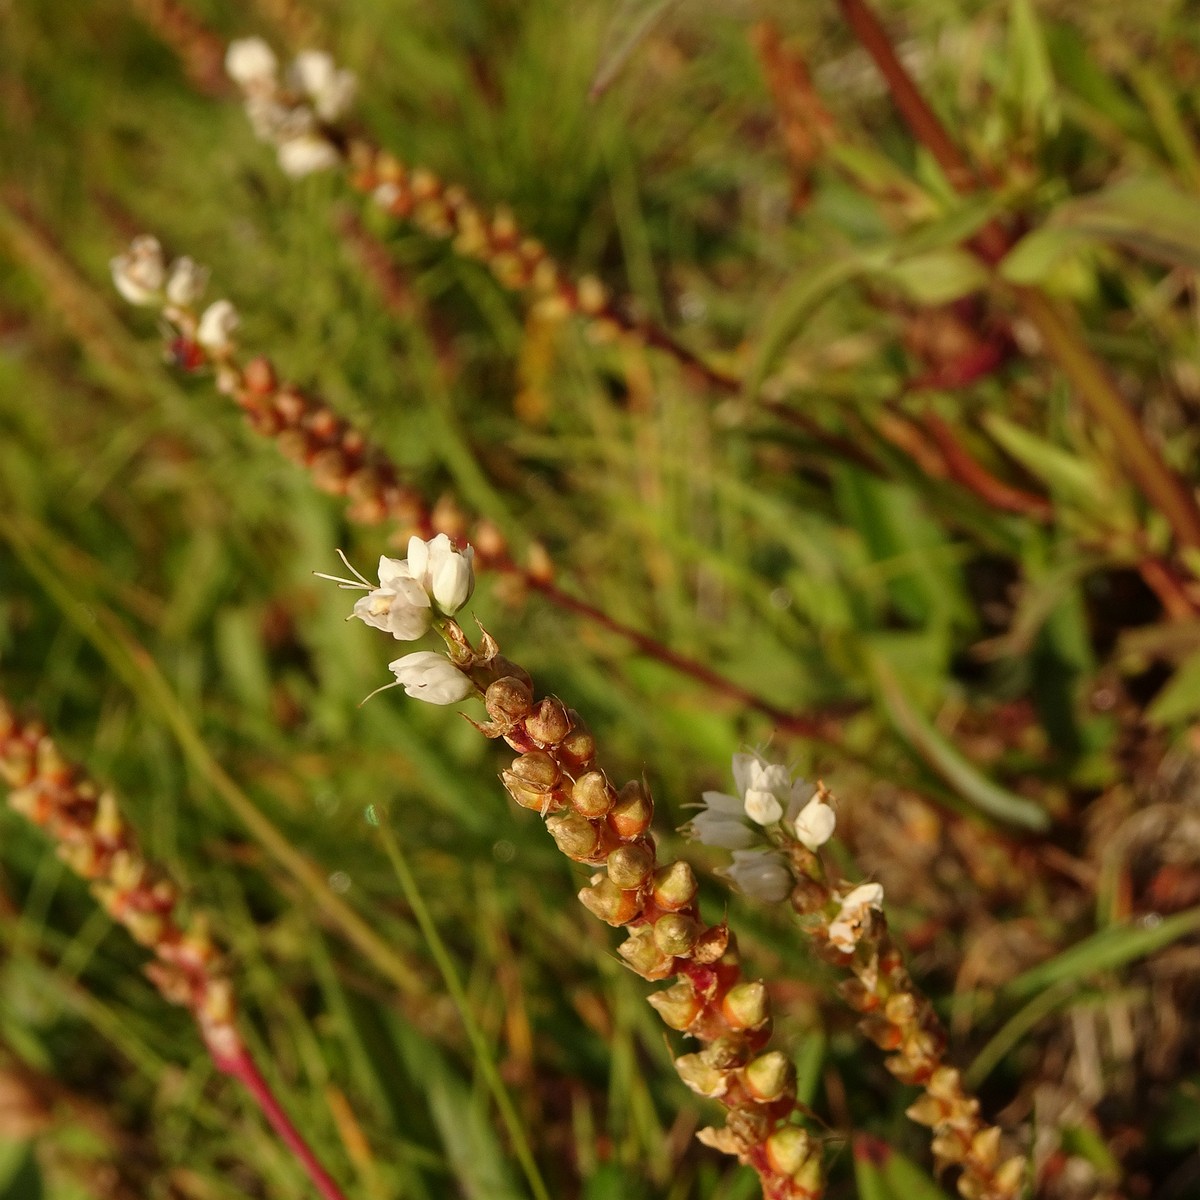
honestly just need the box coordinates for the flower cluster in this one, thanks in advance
[111,235,240,352]
[225,38,355,177]
[687,751,835,902]
[319,536,477,706]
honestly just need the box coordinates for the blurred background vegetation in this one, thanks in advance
[3,0,1200,1196]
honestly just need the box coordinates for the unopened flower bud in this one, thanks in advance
[485,676,533,725]
[721,981,769,1030]
[388,652,473,704]
[765,1126,813,1176]
[743,1051,795,1103]
[165,256,209,307]
[606,842,653,890]
[646,979,702,1031]
[884,991,918,1025]
[201,977,236,1027]
[523,696,570,745]
[994,1157,1026,1193]
[651,860,697,911]
[124,909,166,947]
[608,779,652,839]
[111,235,165,305]
[927,1065,962,1101]
[793,1158,824,1193]
[617,926,673,979]
[570,771,615,818]
[906,1094,946,1128]
[546,811,601,861]
[508,750,560,792]
[196,299,240,352]
[969,1126,1001,1170]
[557,716,596,771]
[578,877,641,926]
[226,37,278,87]
[652,912,698,957]
[576,275,608,315]
[861,1012,902,1051]
[674,1053,729,1098]
[93,791,123,842]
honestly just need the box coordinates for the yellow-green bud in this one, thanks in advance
[721,981,769,1030]
[674,1053,728,1099]
[743,1051,795,1103]
[570,771,615,818]
[546,811,601,861]
[485,677,533,724]
[558,715,596,772]
[606,843,654,890]
[646,980,701,1031]
[617,926,672,979]
[764,1126,813,1176]
[508,750,560,792]
[524,697,571,746]
[608,779,653,839]
[793,1156,824,1193]
[652,913,699,957]
[578,877,640,926]
[651,860,698,911]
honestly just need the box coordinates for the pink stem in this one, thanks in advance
[211,1037,350,1200]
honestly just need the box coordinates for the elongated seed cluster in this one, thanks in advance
[344,142,737,390]
[0,699,239,1062]
[784,843,1024,1200]
[476,674,824,1198]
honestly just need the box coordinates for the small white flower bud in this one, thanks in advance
[387,652,474,705]
[405,534,475,615]
[276,134,341,177]
[743,785,783,826]
[226,38,279,88]
[110,235,165,305]
[289,50,336,98]
[164,256,209,308]
[195,299,240,351]
[793,792,836,851]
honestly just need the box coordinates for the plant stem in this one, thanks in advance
[215,1040,352,1200]
[837,0,1200,556]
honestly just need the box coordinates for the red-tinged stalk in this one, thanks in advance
[0,697,352,1200]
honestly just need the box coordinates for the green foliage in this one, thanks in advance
[2,0,1200,1197]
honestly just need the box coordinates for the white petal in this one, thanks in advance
[731,752,763,798]
[195,299,239,350]
[840,882,884,911]
[226,38,278,87]
[431,553,473,613]
[723,850,792,903]
[743,786,783,826]
[165,256,209,307]
[698,790,744,816]
[276,134,340,177]
[793,795,836,851]
[290,49,335,98]
[406,535,430,583]
[376,555,412,588]
[388,652,474,704]
[686,810,758,850]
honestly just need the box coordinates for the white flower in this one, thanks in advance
[351,556,432,641]
[276,133,341,177]
[289,49,356,121]
[164,256,209,308]
[721,849,792,903]
[226,38,278,89]
[387,652,474,705]
[111,235,165,305]
[195,299,240,351]
[793,791,836,852]
[685,790,758,849]
[405,534,475,615]
[827,882,884,953]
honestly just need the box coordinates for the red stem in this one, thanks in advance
[213,1039,350,1200]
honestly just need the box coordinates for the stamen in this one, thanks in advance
[313,548,376,590]
[358,678,402,706]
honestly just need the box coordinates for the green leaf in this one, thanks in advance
[1007,0,1060,135]
[1002,176,1200,283]
[1147,653,1200,726]
[1003,905,1200,1002]
[981,414,1108,512]
[0,1144,42,1200]
[879,248,989,305]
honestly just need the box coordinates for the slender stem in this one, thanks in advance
[837,0,1200,557]
[376,820,552,1200]
[524,574,848,745]
[215,1040,351,1200]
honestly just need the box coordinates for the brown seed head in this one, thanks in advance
[721,981,769,1031]
[608,779,652,839]
[570,770,615,818]
[647,979,702,1031]
[485,677,534,725]
[652,912,699,957]
[546,811,601,861]
[578,877,641,926]
[524,697,571,746]
[742,1051,795,1103]
[508,750,560,792]
[652,860,698,911]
